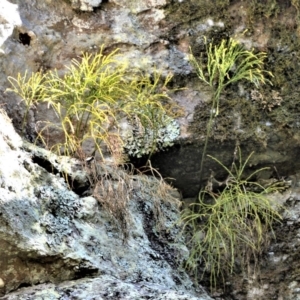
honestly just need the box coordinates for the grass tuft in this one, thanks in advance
[7,46,182,162]
[180,147,282,290]
[189,36,273,183]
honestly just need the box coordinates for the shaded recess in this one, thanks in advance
[18,33,31,46]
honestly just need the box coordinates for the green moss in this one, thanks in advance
[248,0,280,19]
[175,0,300,148]
[165,0,229,24]
[189,92,268,143]
[164,0,232,47]
[261,22,300,132]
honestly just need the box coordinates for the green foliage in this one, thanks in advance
[180,148,282,289]
[7,47,181,161]
[122,72,182,157]
[189,37,272,116]
[7,70,47,130]
[189,37,273,183]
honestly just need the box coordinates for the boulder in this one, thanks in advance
[0,108,211,299]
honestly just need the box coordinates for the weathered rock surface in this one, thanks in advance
[221,187,300,300]
[0,109,211,299]
[1,0,300,199]
[2,0,300,299]
[70,0,103,11]
[0,276,205,300]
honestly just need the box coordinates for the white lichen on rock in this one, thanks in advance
[0,0,22,50]
[70,0,102,11]
[124,115,180,158]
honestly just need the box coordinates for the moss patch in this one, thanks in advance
[167,0,300,148]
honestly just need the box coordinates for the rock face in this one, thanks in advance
[70,0,103,11]
[0,277,206,300]
[0,108,211,299]
[1,0,300,299]
[1,0,300,198]
[221,188,300,300]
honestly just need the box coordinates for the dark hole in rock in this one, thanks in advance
[74,267,98,279]
[19,33,31,46]
[128,155,157,176]
[32,155,90,196]
[128,149,180,190]
[17,282,31,289]
[32,156,59,175]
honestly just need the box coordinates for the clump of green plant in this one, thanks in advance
[189,37,273,181]
[190,37,272,116]
[180,147,282,290]
[6,47,184,241]
[7,47,181,162]
[7,70,47,130]
[122,72,182,158]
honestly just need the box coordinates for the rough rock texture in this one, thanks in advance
[0,276,205,300]
[218,187,300,300]
[70,0,102,11]
[0,0,192,135]
[1,0,300,199]
[0,108,211,299]
[2,0,300,299]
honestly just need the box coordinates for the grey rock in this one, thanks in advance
[70,0,102,11]
[0,109,211,299]
[1,0,300,298]
[0,276,211,300]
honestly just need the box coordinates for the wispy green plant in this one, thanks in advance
[126,72,183,157]
[180,148,282,290]
[40,48,129,159]
[7,70,47,130]
[190,37,272,116]
[7,47,181,162]
[189,37,273,182]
